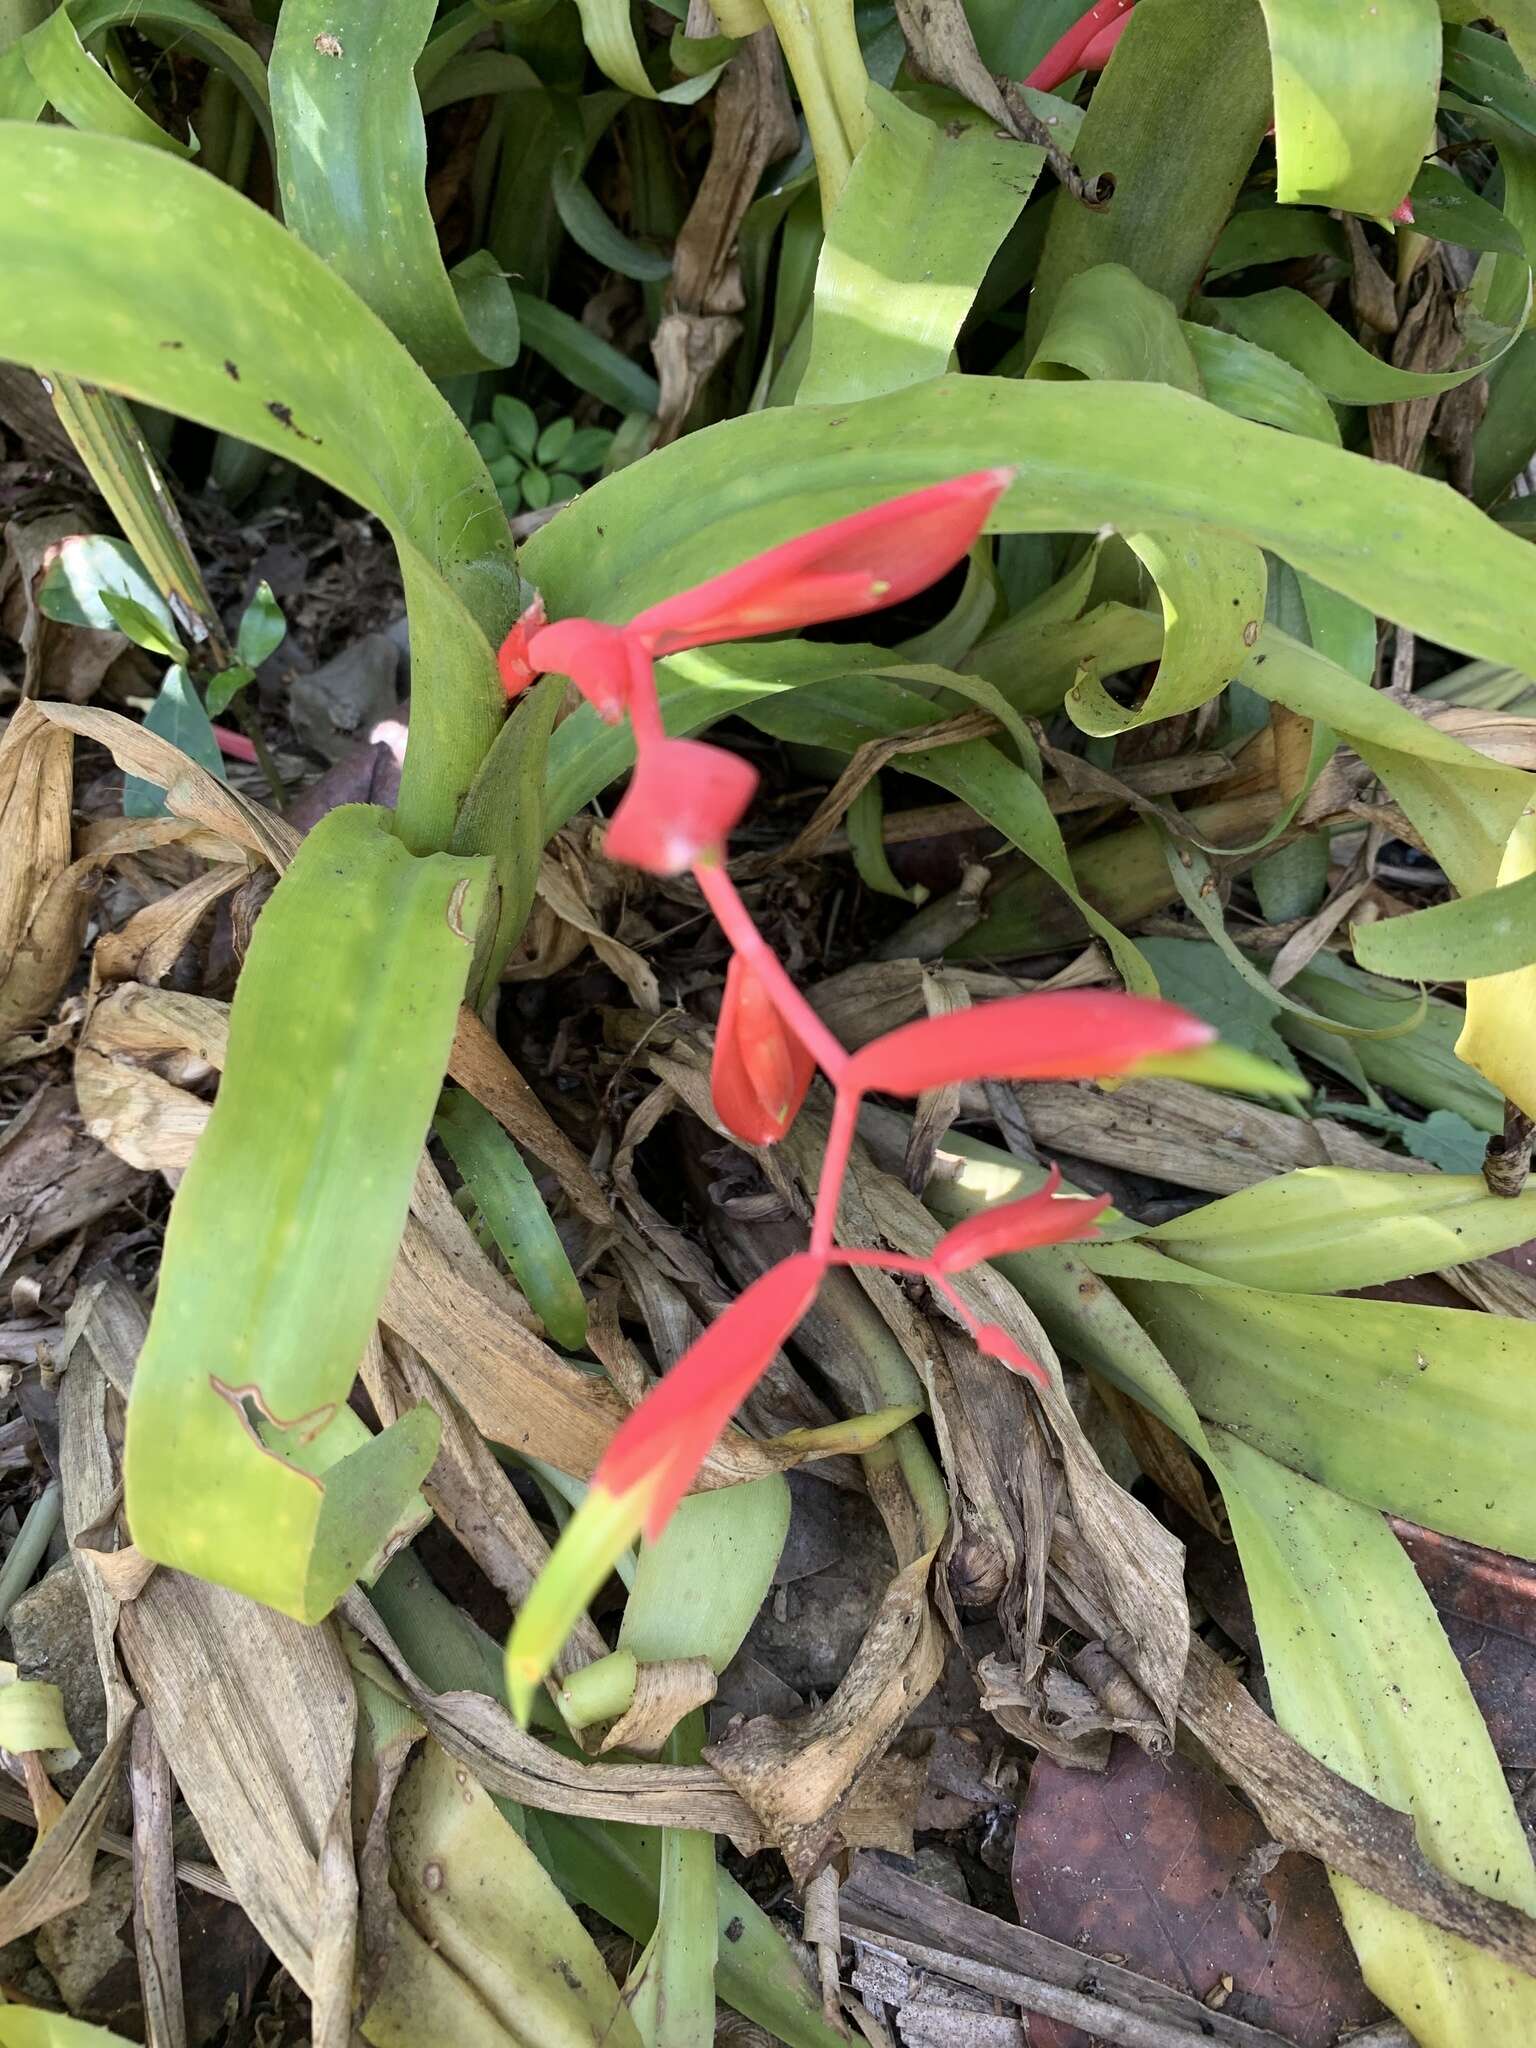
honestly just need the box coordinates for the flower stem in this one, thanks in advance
[691,859,850,1084]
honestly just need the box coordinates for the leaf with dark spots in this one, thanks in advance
[1010,1737,1382,2047]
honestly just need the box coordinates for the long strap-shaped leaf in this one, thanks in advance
[0,124,518,851]
[522,375,1536,675]
[123,806,491,1620]
[269,0,520,375]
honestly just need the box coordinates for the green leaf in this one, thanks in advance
[236,579,286,666]
[847,777,924,902]
[521,467,553,509]
[97,587,187,661]
[124,666,228,819]
[21,3,195,155]
[799,85,1041,405]
[1283,954,1503,1132]
[489,455,526,496]
[1067,526,1266,737]
[620,1478,790,1674]
[435,1088,588,1351]
[123,806,492,1618]
[1182,322,1341,445]
[1216,1433,1536,2042]
[521,377,1536,683]
[0,2017,139,2047]
[364,1739,644,2048]
[270,0,518,374]
[1145,1165,1536,1295]
[562,426,615,474]
[552,152,674,282]
[452,673,563,1004]
[1132,937,1301,1084]
[70,0,271,141]
[0,125,519,853]
[548,472,580,501]
[1353,867,1536,979]
[536,415,575,466]
[204,663,255,719]
[1409,161,1530,256]
[1205,201,1348,279]
[1026,0,1273,340]
[1027,262,1202,391]
[1256,0,1441,214]
[1198,275,1529,404]
[511,292,661,414]
[473,419,509,462]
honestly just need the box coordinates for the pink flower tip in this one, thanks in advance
[1392,196,1415,225]
[497,594,548,699]
[604,737,759,875]
[973,1323,1047,1385]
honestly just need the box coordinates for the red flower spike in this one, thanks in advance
[847,990,1213,1099]
[1079,8,1132,69]
[627,471,1014,657]
[604,737,759,875]
[1392,196,1415,226]
[1025,0,1134,91]
[597,1252,826,1538]
[497,594,548,699]
[712,953,817,1146]
[524,616,631,722]
[931,1164,1112,1273]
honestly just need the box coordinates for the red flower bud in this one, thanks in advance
[496,594,548,699]
[711,953,817,1146]
[627,471,1014,657]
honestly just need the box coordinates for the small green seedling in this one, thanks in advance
[471,394,614,516]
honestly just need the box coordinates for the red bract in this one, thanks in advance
[522,616,630,721]
[604,737,759,874]
[712,953,817,1146]
[626,471,1013,656]
[497,594,548,699]
[596,1253,824,1537]
[931,1165,1112,1273]
[847,990,1213,1097]
[1025,0,1134,90]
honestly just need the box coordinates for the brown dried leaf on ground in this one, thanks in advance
[0,702,92,1037]
[0,1082,146,1277]
[1010,1735,1381,2047]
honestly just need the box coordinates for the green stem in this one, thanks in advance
[0,1482,62,1629]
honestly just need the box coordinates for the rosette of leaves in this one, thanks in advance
[472,396,614,516]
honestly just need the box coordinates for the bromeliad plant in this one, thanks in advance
[498,471,1227,1713]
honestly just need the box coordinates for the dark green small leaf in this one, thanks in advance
[470,420,505,462]
[492,394,539,458]
[99,588,189,662]
[548,473,579,501]
[205,662,255,717]
[236,580,286,667]
[521,467,552,509]
[562,426,615,474]
[537,415,575,465]
[435,1086,587,1351]
[489,454,525,493]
